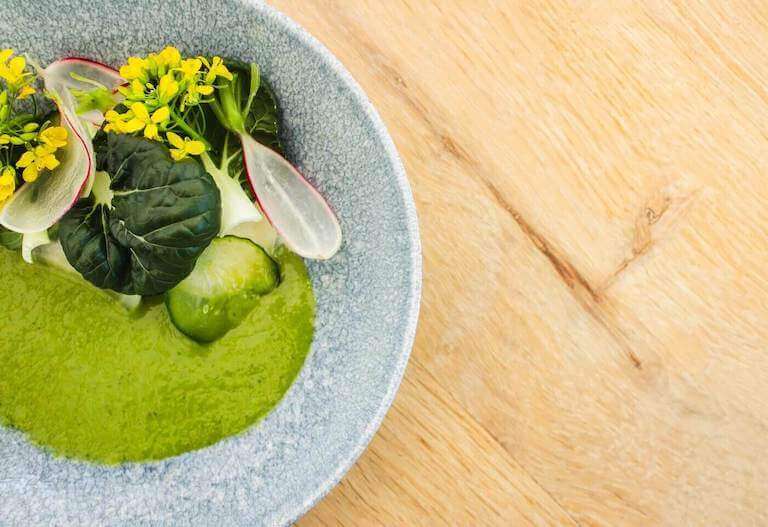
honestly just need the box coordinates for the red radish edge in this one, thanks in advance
[44,58,123,219]
[0,96,92,232]
[0,59,113,231]
[240,136,341,242]
[56,56,121,75]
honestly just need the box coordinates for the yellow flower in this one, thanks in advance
[0,55,31,91]
[39,126,68,149]
[157,73,179,103]
[0,166,15,204]
[16,145,59,182]
[156,46,182,69]
[118,78,146,100]
[16,85,35,100]
[0,134,11,145]
[177,58,201,80]
[130,102,169,140]
[181,82,214,110]
[119,56,149,81]
[103,109,125,133]
[166,132,205,161]
[0,49,13,65]
[202,56,232,83]
[104,107,145,134]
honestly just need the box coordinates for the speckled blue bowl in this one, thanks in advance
[0,1,421,524]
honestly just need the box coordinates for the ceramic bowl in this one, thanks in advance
[0,1,421,524]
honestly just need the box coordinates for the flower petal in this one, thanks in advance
[151,106,169,123]
[186,140,206,155]
[166,131,184,149]
[131,102,149,121]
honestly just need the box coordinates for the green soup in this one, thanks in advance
[0,247,314,464]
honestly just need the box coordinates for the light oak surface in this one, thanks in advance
[269,1,768,525]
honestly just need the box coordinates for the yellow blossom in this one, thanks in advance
[118,78,146,100]
[104,109,139,134]
[202,56,232,83]
[16,144,59,182]
[0,166,15,204]
[103,109,124,133]
[178,58,201,80]
[16,85,35,100]
[0,55,30,91]
[157,73,179,103]
[181,82,214,110]
[131,102,169,140]
[107,106,145,134]
[166,132,205,161]
[119,56,149,81]
[0,49,13,65]
[0,134,11,145]
[156,46,182,69]
[39,126,68,149]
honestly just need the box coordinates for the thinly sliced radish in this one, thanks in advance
[0,104,90,233]
[42,58,124,126]
[240,133,342,259]
[0,58,123,233]
[42,58,124,129]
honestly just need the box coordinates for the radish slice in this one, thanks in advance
[240,133,342,259]
[0,104,90,233]
[42,58,124,126]
[0,58,123,233]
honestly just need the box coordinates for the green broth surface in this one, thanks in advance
[0,247,314,463]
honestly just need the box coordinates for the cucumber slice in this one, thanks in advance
[165,236,279,342]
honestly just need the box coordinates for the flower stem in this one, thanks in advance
[170,110,210,149]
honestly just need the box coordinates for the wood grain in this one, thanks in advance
[267,1,768,525]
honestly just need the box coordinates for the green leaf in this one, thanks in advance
[0,227,22,251]
[58,132,221,295]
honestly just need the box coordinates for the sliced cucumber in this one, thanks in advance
[165,236,279,342]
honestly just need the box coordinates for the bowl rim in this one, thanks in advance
[252,2,423,524]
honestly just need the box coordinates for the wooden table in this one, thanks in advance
[271,1,768,524]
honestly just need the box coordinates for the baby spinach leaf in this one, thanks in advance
[59,132,221,295]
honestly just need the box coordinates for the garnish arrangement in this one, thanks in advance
[0,46,341,342]
[0,46,337,462]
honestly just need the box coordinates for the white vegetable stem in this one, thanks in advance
[200,148,262,236]
[240,133,342,260]
[21,230,50,264]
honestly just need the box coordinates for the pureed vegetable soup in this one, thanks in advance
[0,247,314,462]
[0,46,340,462]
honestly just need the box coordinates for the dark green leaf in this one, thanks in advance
[59,132,221,295]
[0,227,22,251]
